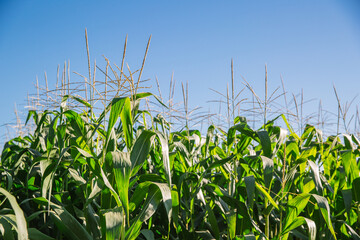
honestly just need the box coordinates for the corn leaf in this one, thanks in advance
[257,130,272,158]
[255,182,279,210]
[101,208,124,240]
[281,217,316,240]
[130,130,156,176]
[28,228,55,240]
[0,188,28,240]
[154,130,172,186]
[312,194,337,240]
[260,156,273,189]
[107,151,131,223]
[308,160,323,195]
[126,186,162,240]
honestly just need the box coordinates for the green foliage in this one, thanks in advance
[1,92,360,240]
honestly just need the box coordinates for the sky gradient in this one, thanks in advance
[1,0,360,140]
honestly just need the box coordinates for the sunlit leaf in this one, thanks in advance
[0,188,28,240]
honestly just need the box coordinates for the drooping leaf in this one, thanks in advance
[312,194,337,240]
[227,122,257,147]
[62,95,92,108]
[308,160,323,195]
[257,130,272,158]
[281,217,316,240]
[260,156,273,189]
[149,182,172,223]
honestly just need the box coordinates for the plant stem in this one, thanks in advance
[265,198,269,238]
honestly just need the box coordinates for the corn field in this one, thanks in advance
[1,33,360,239]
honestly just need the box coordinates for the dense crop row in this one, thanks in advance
[1,92,360,239]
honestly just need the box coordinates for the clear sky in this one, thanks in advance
[0,0,360,140]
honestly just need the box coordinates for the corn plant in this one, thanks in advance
[1,87,360,239]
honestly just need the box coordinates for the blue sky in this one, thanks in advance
[0,0,360,139]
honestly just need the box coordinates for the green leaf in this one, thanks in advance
[107,151,131,224]
[353,177,360,202]
[62,95,92,108]
[341,189,352,220]
[127,181,172,239]
[126,186,162,240]
[41,146,71,205]
[244,175,255,210]
[75,146,93,158]
[341,150,360,183]
[134,92,165,109]
[49,202,92,240]
[342,221,360,240]
[282,193,311,236]
[84,204,101,239]
[312,194,337,240]
[343,134,356,150]
[154,130,172,186]
[68,168,86,185]
[105,97,130,150]
[140,229,155,240]
[28,228,55,240]
[308,160,323,195]
[281,114,300,141]
[120,97,133,149]
[227,122,257,147]
[101,208,125,240]
[255,182,279,211]
[281,217,316,240]
[260,156,273,189]
[227,209,236,239]
[64,110,86,137]
[85,179,103,207]
[100,167,122,207]
[257,130,272,158]
[204,201,220,240]
[0,188,28,240]
[204,125,215,157]
[130,130,156,176]
[0,217,15,240]
[171,186,180,230]
[46,115,59,152]
[149,182,172,223]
